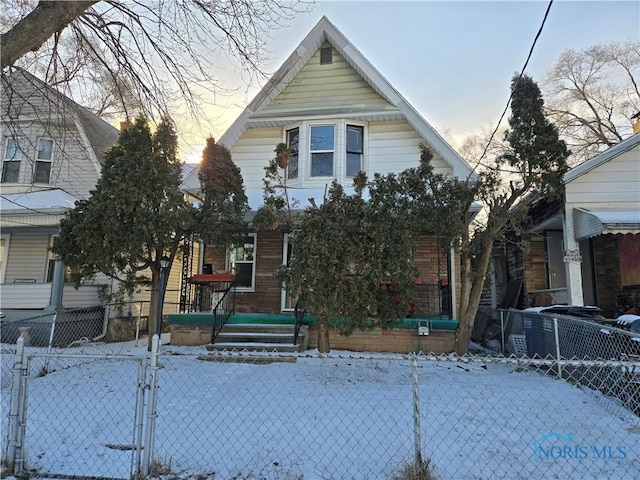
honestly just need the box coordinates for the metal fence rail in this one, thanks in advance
[3,339,639,479]
[2,338,151,479]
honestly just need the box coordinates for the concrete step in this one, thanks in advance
[215,331,297,344]
[206,342,301,353]
[220,323,299,334]
[207,324,309,353]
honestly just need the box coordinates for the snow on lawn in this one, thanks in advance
[1,340,639,479]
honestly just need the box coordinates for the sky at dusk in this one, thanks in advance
[180,0,640,162]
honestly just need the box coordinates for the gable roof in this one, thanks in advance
[1,68,119,167]
[563,132,640,183]
[219,16,473,179]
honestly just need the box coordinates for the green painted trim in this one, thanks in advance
[167,312,458,331]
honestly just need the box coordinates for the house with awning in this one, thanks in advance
[562,132,640,315]
[495,132,640,318]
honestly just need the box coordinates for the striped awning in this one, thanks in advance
[573,208,640,241]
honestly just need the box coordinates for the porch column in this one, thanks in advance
[46,259,65,310]
[563,206,584,306]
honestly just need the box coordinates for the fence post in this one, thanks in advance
[132,358,148,477]
[412,356,423,466]
[5,336,26,474]
[142,334,161,475]
[553,317,562,378]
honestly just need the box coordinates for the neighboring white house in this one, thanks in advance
[563,132,640,312]
[0,68,119,310]
[180,16,475,319]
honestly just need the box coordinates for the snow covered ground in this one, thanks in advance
[1,337,639,479]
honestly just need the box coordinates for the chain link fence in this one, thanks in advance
[2,338,639,479]
[0,302,152,389]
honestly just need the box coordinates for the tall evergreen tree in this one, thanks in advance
[54,115,196,344]
[196,138,249,249]
[453,74,570,353]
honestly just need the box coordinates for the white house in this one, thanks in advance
[563,132,640,313]
[0,68,119,311]
[180,16,474,330]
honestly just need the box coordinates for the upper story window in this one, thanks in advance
[346,125,364,177]
[286,128,299,180]
[2,138,25,183]
[228,234,256,291]
[282,121,367,184]
[310,125,335,177]
[34,138,53,184]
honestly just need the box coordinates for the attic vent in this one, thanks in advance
[320,47,333,65]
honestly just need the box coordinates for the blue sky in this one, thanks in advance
[182,0,640,161]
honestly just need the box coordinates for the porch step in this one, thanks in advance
[206,323,309,353]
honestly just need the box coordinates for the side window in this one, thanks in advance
[228,234,256,290]
[346,125,363,177]
[34,138,53,184]
[2,138,25,183]
[286,128,299,179]
[309,125,334,177]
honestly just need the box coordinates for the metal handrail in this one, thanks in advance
[293,298,305,346]
[210,281,236,344]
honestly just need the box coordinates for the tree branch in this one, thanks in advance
[1,1,98,69]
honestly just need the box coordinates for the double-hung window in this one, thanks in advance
[229,234,256,290]
[346,125,364,177]
[310,125,334,177]
[2,138,25,183]
[286,128,299,179]
[34,138,53,184]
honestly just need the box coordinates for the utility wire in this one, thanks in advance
[471,0,555,176]
[0,193,65,216]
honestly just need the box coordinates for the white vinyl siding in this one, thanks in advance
[565,144,640,207]
[3,229,51,283]
[367,121,451,175]
[260,42,398,117]
[230,127,282,190]
[0,122,101,198]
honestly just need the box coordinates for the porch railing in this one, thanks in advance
[210,282,236,344]
[412,282,451,318]
[293,298,306,346]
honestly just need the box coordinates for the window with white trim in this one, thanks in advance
[228,234,256,291]
[34,138,53,184]
[282,121,366,183]
[346,125,364,177]
[286,127,299,179]
[2,138,25,183]
[310,125,335,177]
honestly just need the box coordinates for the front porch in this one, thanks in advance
[167,312,458,354]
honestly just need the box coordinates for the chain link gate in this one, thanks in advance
[3,336,155,479]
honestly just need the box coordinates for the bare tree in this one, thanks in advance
[543,41,640,163]
[2,0,312,121]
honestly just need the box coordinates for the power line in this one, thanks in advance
[0,194,66,216]
[471,0,555,175]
